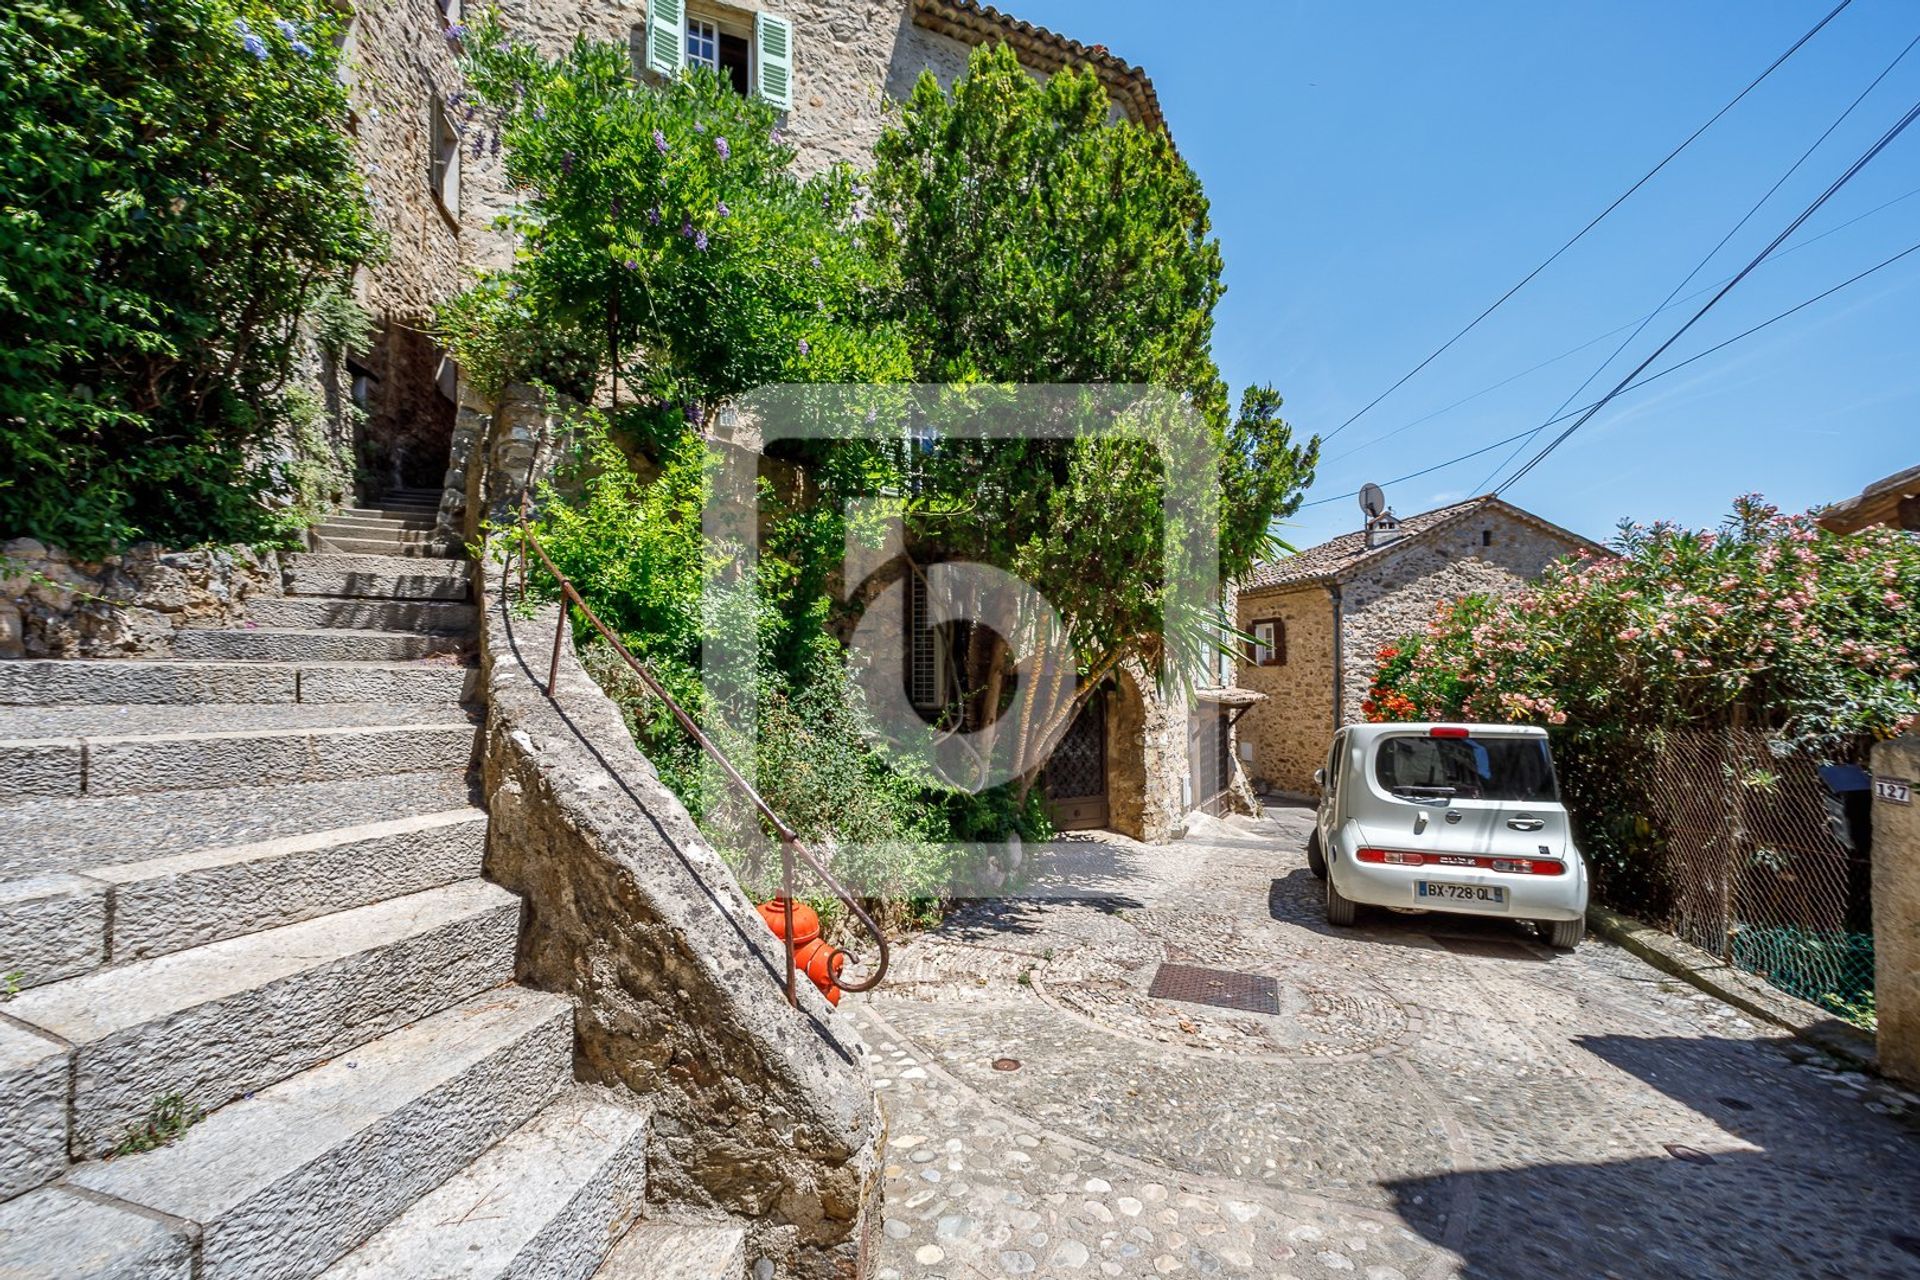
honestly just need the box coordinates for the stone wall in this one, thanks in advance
[1337,509,1585,723]
[1233,584,1336,797]
[479,579,879,1277]
[1871,733,1920,1087]
[0,539,282,660]
[1105,662,1188,843]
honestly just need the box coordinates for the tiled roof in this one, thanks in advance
[1240,496,1601,594]
[911,0,1165,133]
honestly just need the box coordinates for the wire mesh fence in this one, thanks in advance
[1645,728,1875,1028]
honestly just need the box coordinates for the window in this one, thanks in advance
[687,15,755,96]
[907,571,944,710]
[1246,618,1285,667]
[644,2,792,110]
[429,95,460,225]
[1375,734,1559,804]
[1481,529,1493,547]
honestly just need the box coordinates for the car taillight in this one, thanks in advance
[1490,858,1565,875]
[1356,849,1566,875]
[1429,726,1470,738]
[1356,847,1426,866]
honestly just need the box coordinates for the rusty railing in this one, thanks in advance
[507,486,889,1006]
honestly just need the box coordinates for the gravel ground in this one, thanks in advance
[850,805,1920,1280]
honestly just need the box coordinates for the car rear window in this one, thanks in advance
[1374,734,1558,803]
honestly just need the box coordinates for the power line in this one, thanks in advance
[1300,235,1920,509]
[1497,96,1920,496]
[1477,28,1920,492]
[1321,179,1920,466]
[1319,0,1854,443]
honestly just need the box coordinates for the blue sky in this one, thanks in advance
[1003,0,1920,551]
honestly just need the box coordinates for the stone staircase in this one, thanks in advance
[0,498,746,1279]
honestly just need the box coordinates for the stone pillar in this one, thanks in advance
[1871,733,1920,1086]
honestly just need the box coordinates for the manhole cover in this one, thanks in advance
[992,1057,1022,1072]
[1146,963,1281,1015]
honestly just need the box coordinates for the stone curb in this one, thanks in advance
[1586,903,1878,1071]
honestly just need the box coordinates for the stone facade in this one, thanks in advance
[349,0,1151,503]
[1871,733,1920,1087]
[1235,500,1595,796]
[1232,584,1337,799]
[0,539,282,660]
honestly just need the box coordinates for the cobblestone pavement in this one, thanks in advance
[849,806,1920,1280]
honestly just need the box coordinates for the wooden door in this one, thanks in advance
[1046,691,1108,830]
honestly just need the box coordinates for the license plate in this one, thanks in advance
[1417,881,1508,910]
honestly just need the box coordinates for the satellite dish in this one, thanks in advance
[1359,483,1386,520]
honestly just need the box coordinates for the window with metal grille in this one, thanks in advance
[908,572,939,709]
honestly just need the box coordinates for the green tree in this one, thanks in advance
[0,0,379,555]
[864,47,1318,792]
[446,20,910,421]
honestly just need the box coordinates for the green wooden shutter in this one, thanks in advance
[755,11,793,110]
[645,0,684,76]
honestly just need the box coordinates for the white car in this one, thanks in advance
[1306,722,1589,949]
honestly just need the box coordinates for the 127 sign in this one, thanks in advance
[1876,777,1913,805]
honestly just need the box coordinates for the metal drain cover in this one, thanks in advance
[1146,963,1281,1015]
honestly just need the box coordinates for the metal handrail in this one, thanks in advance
[508,489,890,1007]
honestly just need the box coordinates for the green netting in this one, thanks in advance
[1728,924,1876,1029]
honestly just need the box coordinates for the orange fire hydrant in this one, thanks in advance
[757,897,843,1005]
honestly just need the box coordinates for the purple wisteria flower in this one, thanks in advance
[653,129,668,154]
[684,402,705,426]
[809,255,821,269]
[770,128,784,146]
[714,136,730,160]
[534,105,548,121]
[797,338,810,355]
[562,150,576,175]
[624,258,639,271]
[693,121,705,134]
[234,17,268,60]
[694,229,709,251]
[716,201,729,218]
[647,206,661,225]
[444,22,466,41]
[681,219,694,238]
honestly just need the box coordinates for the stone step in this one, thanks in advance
[319,1088,650,1280]
[0,809,488,984]
[0,771,476,875]
[285,553,471,601]
[174,626,467,662]
[0,713,478,798]
[0,1021,68,1201]
[315,522,437,546]
[312,536,450,558]
[0,658,476,706]
[332,510,439,530]
[4,988,575,1280]
[5,878,521,1157]
[247,596,477,633]
[593,1223,748,1280]
[0,1187,192,1279]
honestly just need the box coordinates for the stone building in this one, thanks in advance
[1233,495,1601,797]
[338,0,1161,494]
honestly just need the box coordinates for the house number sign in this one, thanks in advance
[1876,777,1913,805]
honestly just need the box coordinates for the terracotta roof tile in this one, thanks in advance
[1240,496,1602,593]
[911,0,1165,132]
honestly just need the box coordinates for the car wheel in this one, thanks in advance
[1540,917,1583,950]
[1306,829,1327,880]
[1326,872,1357,927]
